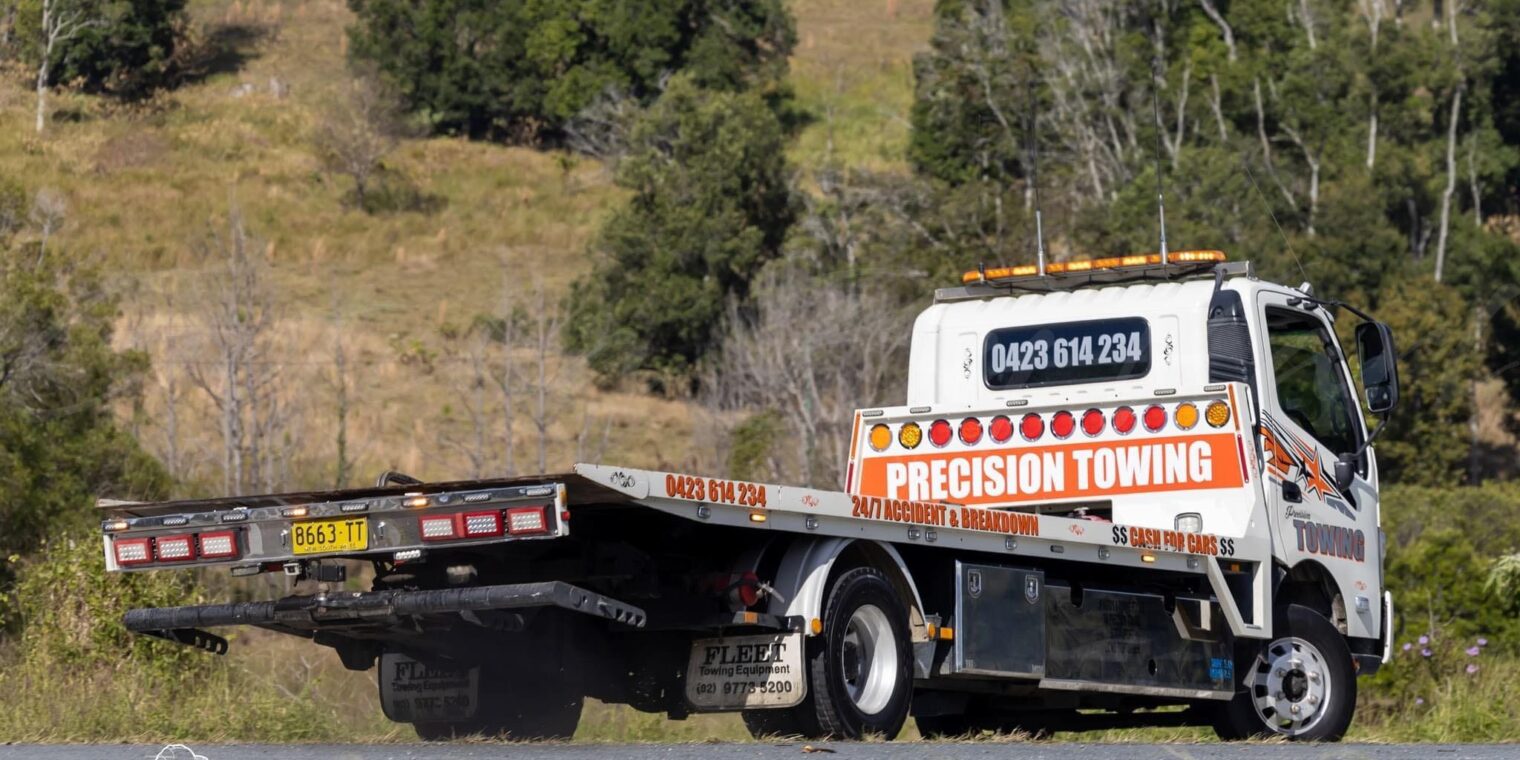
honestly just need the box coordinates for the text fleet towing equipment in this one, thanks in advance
[102,252,1399,742]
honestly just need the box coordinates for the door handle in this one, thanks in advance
[1282,481,1303,503]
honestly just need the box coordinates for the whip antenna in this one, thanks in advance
[1151,54,1169,264]
[1027,92,1047,276]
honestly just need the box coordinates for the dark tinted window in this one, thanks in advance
[983,318,1150,389]
[1265,309,1361,457]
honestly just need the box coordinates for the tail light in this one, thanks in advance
[1175,402,1199,430]
[928,419,953,447]
[419,515,458,541]
[1080,409,1105,437]
[989,415,1014,443]
[197,531,240,559]
[868,423,892,451]
[113,538,153,566]
[1205,400,1231,427]
[733,571,763,609]
[1019,413,1044,441]
[154,534,196,562]
[1143,404,1167,432]
[506,506,549,535]
[958,417,983,445]
[1051,411,1075,439]
[1112,406,1137,435]
[898,422,922,449]
[463,511,504,537]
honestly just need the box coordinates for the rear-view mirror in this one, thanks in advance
[1355,322,1399,415]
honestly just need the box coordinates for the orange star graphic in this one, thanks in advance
[1292,439,1336,499]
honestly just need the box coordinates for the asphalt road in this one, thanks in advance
[3,745,1516,760]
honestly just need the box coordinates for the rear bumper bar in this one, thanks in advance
[125,581,647,654]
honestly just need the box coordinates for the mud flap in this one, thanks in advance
[685,632,807,711]
[379,652,479,724]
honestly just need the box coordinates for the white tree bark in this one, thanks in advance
[1435,85,1463,283]
[34,0,99,134]
[1197,0,1237,61]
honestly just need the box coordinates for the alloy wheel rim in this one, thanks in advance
[1248,635,1332,736]
[840,603,898,715]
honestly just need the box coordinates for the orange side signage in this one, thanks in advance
[856,433,1244,506]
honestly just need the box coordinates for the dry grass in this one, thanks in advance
[0,0,938,493]
[788,0,935,173]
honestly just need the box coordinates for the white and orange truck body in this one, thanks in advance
[99,254,1396,741]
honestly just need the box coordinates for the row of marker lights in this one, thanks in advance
[114,531,240,566]
[868,401,1230,452]
[419,506,550,542]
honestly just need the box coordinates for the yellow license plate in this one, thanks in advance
[291,517,368,555]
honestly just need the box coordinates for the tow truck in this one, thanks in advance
[101,251,1398,741]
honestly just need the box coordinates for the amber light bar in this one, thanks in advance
[964,250,1226,284]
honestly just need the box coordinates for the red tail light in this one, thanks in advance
[419,515,458,541]
[462,511,504,537]
[736,571,762,608]
[1143,404,1167,432]
[1112,406,1137,435]
[989,415,1014,443]
[197,531,239,559]
[928,419,953,447]
[1019,413,1044,441]
[154,534,196,562]
[958,417,983,445]
[1080,409,1105,437]
[506,506,549,535]
[113,537,153,566]
[1051,411,1075,439]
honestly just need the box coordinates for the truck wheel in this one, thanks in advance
[1211,605,1355,742]
[742,567,913,740]
[821,567,918,738]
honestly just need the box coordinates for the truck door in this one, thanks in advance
[1254,292,1382,640]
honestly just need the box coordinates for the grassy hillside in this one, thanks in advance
[0,0,934,494]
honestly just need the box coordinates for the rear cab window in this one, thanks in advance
[983,317,1151,390]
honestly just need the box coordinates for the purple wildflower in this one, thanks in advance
[1478,637,1489,647]
[1466,646,1481,657]
[1421,648,1433,657]
[1402,642,1413,652]
[1418,635,1430,645]
[1467,663,1479,675]
[1415,697,1425,706]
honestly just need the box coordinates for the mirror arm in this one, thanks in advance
[1336,414,1390,489]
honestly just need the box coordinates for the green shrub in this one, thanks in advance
[346,0,795,142]
[563,75,796,384]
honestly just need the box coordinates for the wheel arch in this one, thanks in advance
[1275,560,1348,634]
[766,536,929,642]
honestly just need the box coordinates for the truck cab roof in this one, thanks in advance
[907,256,1296,408]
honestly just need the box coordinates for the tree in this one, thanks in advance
[28,0,102,134]
[313,72,410,212]
[185,204,287,496]
[345,0,795,142]
[563,75,796,385]
[0,200,169,572]
[43,0,187,96]
[703,262,913,488]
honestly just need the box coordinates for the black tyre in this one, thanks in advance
[744,566,913,740]
[1211,604,1355,742]
[414,673,583,741]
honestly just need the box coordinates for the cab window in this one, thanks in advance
[1265,308,1362,458]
